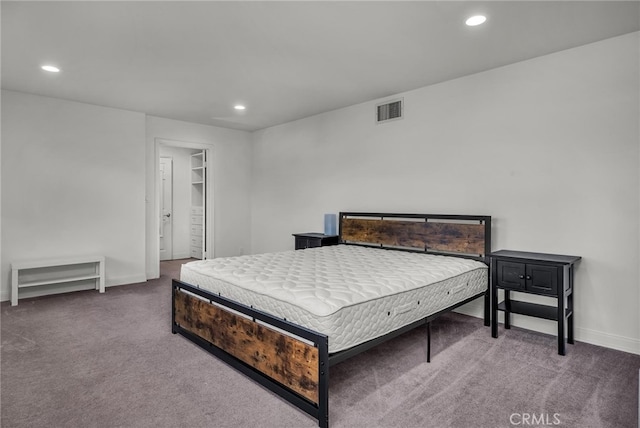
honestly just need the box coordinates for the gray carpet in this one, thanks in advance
[2,259,639,428]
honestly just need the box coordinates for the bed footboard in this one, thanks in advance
[172,280,330,428]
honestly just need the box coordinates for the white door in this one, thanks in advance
[159,157,173,261]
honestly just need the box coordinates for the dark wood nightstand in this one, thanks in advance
[292,233,339,250]
[490,250,581,355]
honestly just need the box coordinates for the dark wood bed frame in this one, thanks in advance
[172,212,491,428]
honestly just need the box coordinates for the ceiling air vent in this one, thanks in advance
[376,98,403,124]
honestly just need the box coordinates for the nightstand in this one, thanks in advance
[490,250,581,355]
[292,233,339,250]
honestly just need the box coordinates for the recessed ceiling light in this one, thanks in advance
[465,15,487,26]
[234,105,246,111]
[41,65,60,72]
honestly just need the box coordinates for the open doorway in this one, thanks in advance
[155,139,212,266]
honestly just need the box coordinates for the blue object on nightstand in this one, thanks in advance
[324,213,337,236]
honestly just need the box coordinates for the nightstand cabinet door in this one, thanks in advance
[496,261,525,291]
[527,264,558,296]
[295,237,320,250]
[293,233,339,250]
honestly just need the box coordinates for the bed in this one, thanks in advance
[172,212,491,428]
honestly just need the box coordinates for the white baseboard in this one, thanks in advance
[454,304,640,356]
[575,326,640,355]
[171,252,190,260]
[106,274,147,287]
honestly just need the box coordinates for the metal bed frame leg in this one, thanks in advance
[318,337,329,428]
[426,321,431,363]
[484,288,491,327]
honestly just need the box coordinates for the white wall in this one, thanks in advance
[145,116,252,279]
[1,90,147,300]
[0,89,3,300]
[158,146,193,259]
[0,95,253,299]
[251,33,640,354]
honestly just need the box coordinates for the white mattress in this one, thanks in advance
[180,245,488,353]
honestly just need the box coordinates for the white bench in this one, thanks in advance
[11,256,105,306]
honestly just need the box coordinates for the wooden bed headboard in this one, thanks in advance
[339,212,491,262]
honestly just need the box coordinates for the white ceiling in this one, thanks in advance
[2,1,639,132]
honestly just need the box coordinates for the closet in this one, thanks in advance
[190,150,206,259]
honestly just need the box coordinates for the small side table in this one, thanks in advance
[491,250,581,355]
[292,233,339,250]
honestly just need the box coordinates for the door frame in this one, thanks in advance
[153,138,214,271]
[159,156,174,261]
